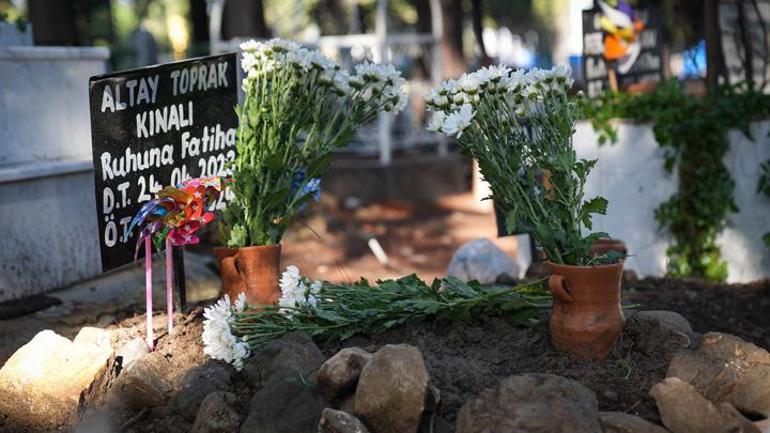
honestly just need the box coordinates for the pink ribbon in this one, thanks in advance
[145,237,154,351]
[165,237,174,335]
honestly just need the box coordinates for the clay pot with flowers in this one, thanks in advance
[216,38,406,305]
[427,65,625,359]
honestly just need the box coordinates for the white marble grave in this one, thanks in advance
[0,46,109,301]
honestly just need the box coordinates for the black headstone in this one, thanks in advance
[88,53,238,272]
[582,4,663,97]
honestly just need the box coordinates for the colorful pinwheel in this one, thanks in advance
[127,176,231,350]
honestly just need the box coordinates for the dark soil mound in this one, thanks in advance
[321,313,679,424]
[627,278,770,349]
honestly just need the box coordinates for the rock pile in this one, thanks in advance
[650,331,770,433]
[1,307,769,433]
[230,334,436,433]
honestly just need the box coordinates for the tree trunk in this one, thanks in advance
[189,0,210,54]
[413,0,433,79]
[222,0,270,39]
[440,0,466,78]
[704,0,724,91]
[471,0,491,66]
[27,0,79,45]
[416,0,431,34]
[317,0,348,35]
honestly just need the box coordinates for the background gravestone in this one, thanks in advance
[0,46,109,302]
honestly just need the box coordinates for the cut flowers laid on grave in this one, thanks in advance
[202,266,550,369]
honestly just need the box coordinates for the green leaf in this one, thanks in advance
[593,250,623,265]
[396,299,441,315]
[580,196,608,230]
[264,188,290,211]
[582,196,608,215]
[228,224,247,248]
[442,277,479,298]
[504,209,519,236]
[314,308,345,323]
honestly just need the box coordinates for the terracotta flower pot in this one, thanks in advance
[213,244,282,305]
[547,261,625,359]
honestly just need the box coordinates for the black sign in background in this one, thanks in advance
[582,5,663,98]
[89,53,238,272]
[582,8,612,98]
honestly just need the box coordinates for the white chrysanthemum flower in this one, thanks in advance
[436,80,458,96]
[522,85,542,101]
[526,67,547,84]
[427,111,446,132]
[234,292,247,313]
[485,64,512,82]
[354,62,404,86]
[426,90,437,104]
[286,49,312,71]
[471,68,490,85]
[265,38,301,54]
[477,65,512,93]
[280,265,302,290]
[333,71,351,95]
[310,280,322,293]
[231,340,250,371]
[241,52,258,73]
[202,294,250,371]
[278,265,307,315]
[204,294,233,323]
[307,50,337,71]
[458,74,481,95]
[442,104,475,138]
[355,62,384,82]
[277,266,327,314]
[426,88,449,109]
[451,91,469,107]
[434,94,450,108]
[549,64,574,89]
[247,67,259,80]
[395,95,408,113]
[520,85,545,116]
[503,69,526,94]
[552,64,571,79]
[306,280,323,308]
[240,40,259,52]
[382,86,408,113]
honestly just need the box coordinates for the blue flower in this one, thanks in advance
[303,177,321,202]
[291,168,321,210]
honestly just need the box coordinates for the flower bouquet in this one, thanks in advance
[203,266,550,370]
[426,65,624,358]
[216,38,406,304]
